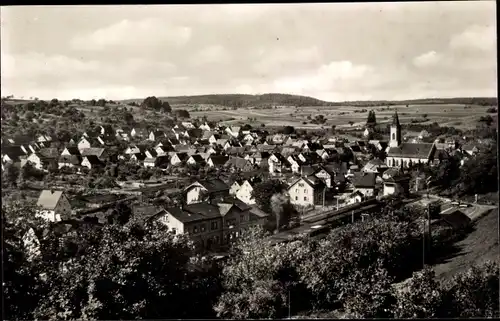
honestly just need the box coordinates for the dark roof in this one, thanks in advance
[387,143,435,158]
[175,152,189,161]
[184,203,224,219]
[82,193,123,204]
[2,145,26,159]
[440,209,471,229]
[64,146,81,156]
[133,206,165,220]
[209,155,230,166]
[351,172,376,188]
[196,178,230,193]
[392,111,400,126]
[58,155,82,165]
[225,157,251,170]
[189,154,206,163]
[147,149,158,158]
[131,153,147,161]
[84,155,104,165]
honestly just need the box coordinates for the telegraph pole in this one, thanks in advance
[322,186,326,209]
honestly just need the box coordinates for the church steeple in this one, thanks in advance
[389,110,401,148]
[392,110,400,127]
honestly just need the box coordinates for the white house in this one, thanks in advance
[225,126,241,138]
[236,180,256,205]
[36,190,72,222]
[287,176,325,207]
[199,122,211,131]
[77,137,92,151]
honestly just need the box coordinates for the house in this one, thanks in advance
[155,198,266,250]
[438,207,471,230]
[348,190,365,204]
[362,158,389,174]
[61,146,81,157]
[187,154,207,167]
[131,127,148,138]
[145,149,158,159]
[242,133,254,143]
[81,155,104,169]
[143,155,170,168]
[184,179,230,205]
[58,155,82,169]
[80,148,108,161]
[271,134,287,144]
[26,148,59,170]
[130,153,147,163]
[2,145,28,164]
[363,127,374,138]
[77,136,92,151]
[149,130,166,141]
[418,130,430,140]
[229,180,243,196]
[207,155,230,168]
[386,112,436,168]
[202,131,218,145]
[268,152,290,174]
[170,152,189,166]
[225,157,254,172]
[225,126,241,138]
[199,122,211,131]
[36,190,72,222]
[351,172,377,198]
[181,122,195,129]
[287,155,305,173]
[288,176,326,207]
[461,144,479,156]
[312,165,336,188]
[235,178,261,205]
[37,134,53,143]
[155,144,174,156]
[382,168,411,197]
[316,149,330,160]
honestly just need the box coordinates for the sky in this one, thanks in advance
[1,2,497,102]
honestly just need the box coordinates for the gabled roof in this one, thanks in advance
[58,155,82,165]
[182,203,224,220]
[289,176,325,190]
[37,190,64,210]
[440,208,471,230]
[38,148,60,159]
[63,146,81,156]
[351,172,376,188]
[225,156,252,170]
[189,154,206,164]
[81,148,105,157]
[83,155,104,165]
[387,143,434,159]
[209,155,230,166]
[187,178,230,193]
[2,145,27,159]
[174,152,189,161]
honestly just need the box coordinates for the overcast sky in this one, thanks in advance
[1,2,497,101]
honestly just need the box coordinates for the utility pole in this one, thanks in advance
[336,197,339,210]
[352,210,355,223]
[322,186,326,209]
[288,289,291,319]
[427,202,432,264]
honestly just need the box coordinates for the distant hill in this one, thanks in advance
[120,94,497,108]
[121,93,334,107]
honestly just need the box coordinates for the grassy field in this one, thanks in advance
[185,103,497,131]
[433,208,499,281]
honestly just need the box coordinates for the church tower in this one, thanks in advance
[389,111,401,148]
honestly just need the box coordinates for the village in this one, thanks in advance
[2,103,496,256]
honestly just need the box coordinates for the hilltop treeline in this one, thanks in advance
[123,93,334,107]
[340,97,497,107]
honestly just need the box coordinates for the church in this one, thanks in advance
[385,111,436,168]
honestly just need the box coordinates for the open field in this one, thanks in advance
[185,103,497,130]
[433,208,499,281]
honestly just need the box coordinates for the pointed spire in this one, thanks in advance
[392,110,400,127]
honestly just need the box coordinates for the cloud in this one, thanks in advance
[253,46,323,74]
[449,25,496,51]
[70,18,192,51]
[413,51,443,68]
[189,45,232,65]
[271,60,374,95]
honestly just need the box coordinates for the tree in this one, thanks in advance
[251,179,287,213]
[97,99,107,107]
[393,268,448,318]
[366,110,377,127]
[175,109,190,118]
[214,226,313,319]
[2,163,20,188]
[282,126,295,135]
[330,125,336,134]
[162,101,172,113]
[123,111,134,125]
[348,121,354,127]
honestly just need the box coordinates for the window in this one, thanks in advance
[295,196,298,200]
[235,231,239,237]
[295,189,298,193]
[240,214,247,222]
[304,189,307,193]
[211,221,218,230]
[172,228,177,235]
[193,226,198,234]
[392,133,395,140]
[200,224,206,232]
[304,196,308,201]
[298,183,304,187]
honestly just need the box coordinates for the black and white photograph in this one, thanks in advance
[1,2,498,319]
